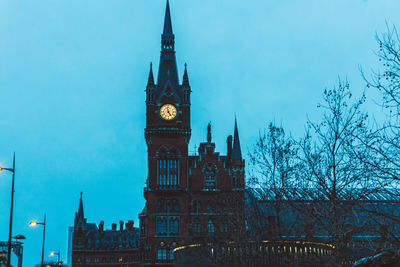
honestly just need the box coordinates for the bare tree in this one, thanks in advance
[298,81,376,264]
[354,25,400,248]
[360,25,400,185]
[248,123,302,240]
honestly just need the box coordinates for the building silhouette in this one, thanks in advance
[70,1,245,266]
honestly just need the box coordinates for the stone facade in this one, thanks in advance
[139,1,245,266]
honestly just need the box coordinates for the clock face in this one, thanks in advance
[160,104,177,120]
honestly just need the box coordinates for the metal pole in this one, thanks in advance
[58,247,60,264]
[7,153,15,267]
[41,213,46,267]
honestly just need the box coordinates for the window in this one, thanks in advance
[193,219,201,233]
[140,218,147,236]
[203,163,217,188]
[232,169,243,188]
[157,248,167,260]
[169,217,180,234]
[157,199,167,212]
[207,220,215,233]
[169,199,180,212]
[220,222,228,233]
[157,216,180,234]
[156,217,167,234]
[193,200,201,213]
[206,201,215,213]
[157,159,179,186]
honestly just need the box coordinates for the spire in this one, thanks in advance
[182,63,190,87]
[161,0,175,53]
[232,118,242,160]
[77,192,84,219]
[163,0,173,36]
[147,62,155,88]
[156,0,180,102]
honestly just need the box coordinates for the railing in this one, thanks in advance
[174,240,336,267]
[144,185,185,192]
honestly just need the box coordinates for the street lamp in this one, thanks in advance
[49,248,61,264]
[0,153,15,267]
[30,213,46,267]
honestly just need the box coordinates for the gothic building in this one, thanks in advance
[70,1,245,266]
[139,1,245,265]
[71,193,140,266]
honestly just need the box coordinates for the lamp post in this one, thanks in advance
[0,153,15,267]
[49,248,61,264]
[30,214,46,267]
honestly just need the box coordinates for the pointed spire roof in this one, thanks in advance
[156,0,180,102]
[147,63,155,88]
[232,118,242,160]
[77,192,84,219]
[163,0,173,36]
[182,63,190,87]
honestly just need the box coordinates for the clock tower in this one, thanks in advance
[140,1,245,266]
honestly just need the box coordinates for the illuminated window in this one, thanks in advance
[207,220,215,233]
[157,248,167,260]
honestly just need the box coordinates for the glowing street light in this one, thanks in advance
[29,214,46,267]
[49,248,61,264]
[0,153,16,267]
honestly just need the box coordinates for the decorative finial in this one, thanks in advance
[207,122,212,143]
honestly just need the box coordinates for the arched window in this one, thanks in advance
[169,217,180,234]
[156,217,167,234]
[157,147,180,187]
[207,220,215,233]
[157,242,167,260]
[203,163,217,188]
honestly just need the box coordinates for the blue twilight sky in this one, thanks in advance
[1,0,400,266]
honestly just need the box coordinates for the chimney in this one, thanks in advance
[112,223,117,231]
[99,221,104,232]
[227,135,233,157]
[128,220,134,230]
[120,220,124,231]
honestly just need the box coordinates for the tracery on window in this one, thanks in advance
[203,162,217,188]
[156,147,180,187]
[156,217,167,234]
